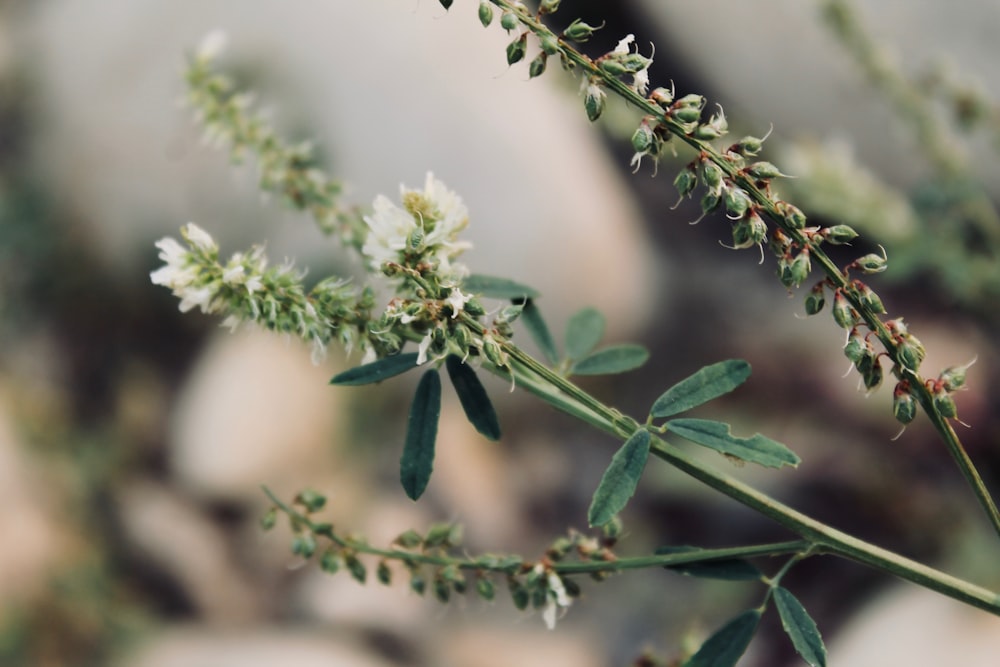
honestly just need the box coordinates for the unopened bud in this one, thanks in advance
[673,165,698,199]
[843,329,869,364]
[862,356,884,390]
[787,250,812,286]
[292,533,317,559]
[529,51,548,78]
[896,334,926,371]
[939,358,976,392]
[476,577,496,601]
[822,225,859,245]
[700,161,723,191]
[671,105,702,125]
[506,34,527,65]
[478,1,494,27]
[744,161,787,180]
[932,384,958,419]
[851,280,885,314]
[563,18,601,42]
[377,560,392,585]
[804,283,826,315]
[539,33,560,55]
[724,187,751,219]
[853,245,888,274]
[776,201,807,230]
[500,10,518,32]
[631,119,656,154]
[893,383,917,424]
[320,549,340,574]
[584,83,606,121]
[540,0,561,14]
[650,86,675,108]
[832,290,857,328]
[735,135,765,157]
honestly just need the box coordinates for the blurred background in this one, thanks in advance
[2,1,1000,665]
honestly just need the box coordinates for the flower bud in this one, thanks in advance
[292,533,317,559]
[723,186,750,219]
[700,161,723,191]
[529,52,548,78]
[394,529,424,549]
[509,578,529,609]
[862,356,884,390]
[804,283,826,315]
[932,384,957,419]
[476,577,496,601]
[539,33,560,55]
[507,34,528,65]
[650,86,675,108]
[939,358,976,392]
[852,280,885,314]
[500,10,518,32]
[832,290,857,328]
[598,58,630,77]
[377,560,392,585]
[843,329,869,364]
[631,118,656,154]
[540,0,561,14]
[673,164,698,199]
[464,297,486,317]
[584,83,606,121]
[320,549,340,574]
[768,228,792,257]
[433,575,451,603]
[438,0,454,9]
[786,250,812,286]
[671,105,702,125]
[701,190,721,217]
[478,1,494,27]
[409,572,427,595]
[735,135,765,157]
[893,383,917,424]
[732,213,767,250]
[744,161,786,180]
[853,246,888,274]
[895,333,925,371]
[296,489,327,512]
[776,200,807,230]
[822,225,859,245]
[563,18,601,42]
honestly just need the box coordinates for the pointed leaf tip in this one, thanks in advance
[400,369,442,500]
[446,355,501,441]
[651,359,751,418]
[775,587,827,667]
[683,609,760,667]
[588,429,651,526]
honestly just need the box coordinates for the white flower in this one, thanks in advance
[197,30,228,61]
[177,285,215,313]
[182,222,217,253]
[444,288,472,318]
[614,34,635,55]
[416,331,434,365]
[541,569,572,630]
[362,193,417,271]
[150,237,197,289]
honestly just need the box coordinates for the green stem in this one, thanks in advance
[493,0,1000,539]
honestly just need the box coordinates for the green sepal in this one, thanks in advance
[774,587,827,667]
[650,359,751,418]
[587,429,651,526]
[400,369,442,500]
[463,274,540,300]
[565,307,605,360]
[683,609,761,667]
[571,344,650,376]
[521,299,559,365]
[667,418,800,469]
[330,352,420,386]
[445,355,501,441]
[655,545,763,581]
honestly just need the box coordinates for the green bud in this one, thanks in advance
[598,58,630,77]
[744,161,786,180]
[562,577,582,598]
[563,18,602,43]
[862,357,884,390]
[394,529,423,549]
[852,280,885,314]
[508,577,529,610]
[940,359,975,392]
[478,1,494,27]
[540,0,561,14]
[735,135,765,157]
[701,161,723,191]
[823,225,859,245]
[804,283,826,315]
[584,83,606,122]
[853,246,888,273]
[506,34,527,65]
[346,553,367,584]
[650,86,675,108]
[671,105,702,124]
[424,522,458,548]
[295,489,327,513]
[433,575,451,603]
[377,560,392,586]
[410,572,427,595]
[500,11,518,31]
[783,251,811,287]
[320,549,340,574]
[546,537,574,561]
[529,52,548,78]
[843,330,869,364]
[932,386,957,419]
[673,165,698,199]
[701,190,721,217]
[893,383,917,425]
[476,576,496,601]
[291,533,317,559]
[776,201,807,230]
[482,336,505,367]
[832,291,857,328]
[260,506,278,531]
[531,586,548,609]
[602,515,624,543]
[723,188,750,219]
[896,334,926,371]
[539,33,560,55]
[631,120,656,154]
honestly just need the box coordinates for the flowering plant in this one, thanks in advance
[152,3,1000,665]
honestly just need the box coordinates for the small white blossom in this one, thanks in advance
[540,568,572,630]
[177,285,215,313]
[416,332,434,365]
[182,222,217,253]
[197,30,228,61]
[614,34,635,55]
[445,288,472,318]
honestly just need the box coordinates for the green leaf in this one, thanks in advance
[330,353,420,386]
[588,430,651,526]
[655,545,763,581]
[521,300,559,365]
[650,359,752,418]
[571,344,649,376]
[667,418,800,469]
[445,355,501,441]
[400,369,442,500]
[565,307,606,360]
[463,274,539,300]
[683,609,761,667]
[774,587,827,667]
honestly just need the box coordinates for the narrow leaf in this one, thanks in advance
[650,359,752,418]
[683,609,761,667]
[774,587,827,667]
[655,545,763,581]
[588,430,651,526]
[565,307,606,360]
[667,418,800,469]
[521,300,559,365]
[463,274,539,300]
[572,344,649,376]
[445,355,501,441]
[330,353,419,386]
[400,370,442,500]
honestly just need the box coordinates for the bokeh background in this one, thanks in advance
[2,1,1000,665]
